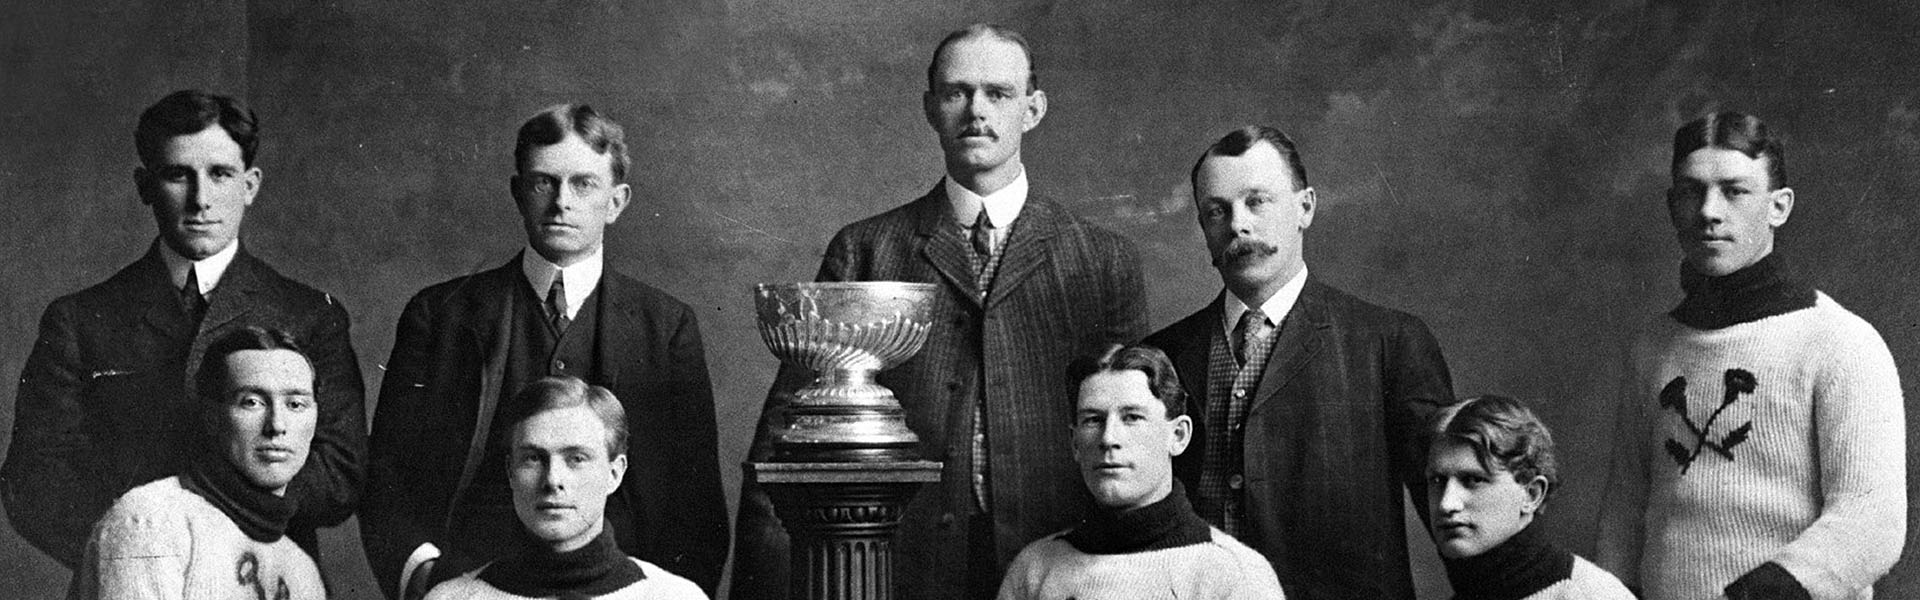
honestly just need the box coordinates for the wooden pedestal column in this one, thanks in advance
[748,461,942,600]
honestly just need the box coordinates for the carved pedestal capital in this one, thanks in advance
[748,461,942,600]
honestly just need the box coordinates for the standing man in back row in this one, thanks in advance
[362,104,727,599]
[732,23,1149,600]
[3,89,365,574]
[1595,111,1904,600]
[1144,126,1455,600]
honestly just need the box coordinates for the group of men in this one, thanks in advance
[1,20,1905,600]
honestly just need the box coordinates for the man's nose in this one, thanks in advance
[261,402,288,437]
[1437,481,1467,512]
[542,460,570,491]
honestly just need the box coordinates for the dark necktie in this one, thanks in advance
[970,209,995,258]
[181,268,209,322]
[546,275,570,333]
[1232,309,1266,367]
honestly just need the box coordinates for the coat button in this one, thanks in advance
[553,359,567,371]
[1232,389,1247,399]
[1228,474,1244,490]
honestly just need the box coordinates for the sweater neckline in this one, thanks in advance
[1441,525,1573,600]
[1063,483,1212,555]
[183,451,295,544]
[1670,253,1815,330]
[479,529,644,599]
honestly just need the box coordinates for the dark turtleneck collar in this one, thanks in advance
[1063,482,1212,555]
[1442,524,1574,600]
[1671,253,1815,330]
[479,528,644,600]
[183,451,295,544]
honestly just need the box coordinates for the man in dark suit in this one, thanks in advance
[360,104,726,600]
[2,89,366,571]
[1143,126,1455,600]
[731,23,1149,600]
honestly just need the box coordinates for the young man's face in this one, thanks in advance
[1426,439,1545,559]
[1071,370,1191,511]
[1667,147,1793,276]
[510,405,628,552]
[1193,142,1314,295]
[922,35,1045,189]
[214,349,316,495]
[513,133,631,267]
[138,126,261,260]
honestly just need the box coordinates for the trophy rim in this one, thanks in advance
[753,281,941,295]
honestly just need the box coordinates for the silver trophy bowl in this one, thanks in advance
[755,281,938,462]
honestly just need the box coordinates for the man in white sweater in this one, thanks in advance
[1594,111,1906,600]
[423,376,706,600]
[996,344,1284,600]
[70,326,327,600]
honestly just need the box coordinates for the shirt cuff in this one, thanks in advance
[400,542,442,595]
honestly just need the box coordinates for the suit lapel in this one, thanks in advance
[129,248,196,342]
[1176,300,1220,415]
[199,249,263,336]
[1248,280,1328,416]
[463,259,518,359]
[593,271,636,391]
[983,196,1062,311]
[911,185,984,307]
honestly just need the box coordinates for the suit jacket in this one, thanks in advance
[361,257,727,598]
[1,245,366,568]
[732,185,1150,600]
[1143,279,1453,600]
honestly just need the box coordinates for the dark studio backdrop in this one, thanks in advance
[3,0,1919,598]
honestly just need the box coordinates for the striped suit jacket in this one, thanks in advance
[732,183,1149,600]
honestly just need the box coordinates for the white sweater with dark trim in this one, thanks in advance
[1595,293,1905,600]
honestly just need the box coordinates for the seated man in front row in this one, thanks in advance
[71,326,327,600]
[425,376,706,600]
[1425,395,1633,600]
[997,344,1283,600]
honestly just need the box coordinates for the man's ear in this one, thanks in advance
[1297,186,1317,231]
[605,183,632,224]
[1768,186,1794,228]
[134,167,155,205]
[1167,414,1194,456]
[1022,89,1048,132]
[922,91,940,131]
[1522,475,1549,515]
[241,166,262,207]
[609,453,629,488]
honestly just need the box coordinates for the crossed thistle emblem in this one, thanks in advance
[1660,369,1757,474]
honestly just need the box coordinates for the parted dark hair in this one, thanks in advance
[926,23,1039,93]
[1672,111,1786,190]
[506,375,630,458]
[1191,125,1312,193]
[1068,343,1187,418]
[195,326,312,405]
[135,89,261,168]
[1429,395,1559,504]
[515,104,630,182]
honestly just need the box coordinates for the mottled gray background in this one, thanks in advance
[4,1,1918,598]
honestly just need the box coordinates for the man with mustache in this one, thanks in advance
[3,90,366,577]
[732,23,1149,600]
[1593,112,1904,600]
[362,104,727,600]
[69,327,329,600]
[1141,126,1455,600]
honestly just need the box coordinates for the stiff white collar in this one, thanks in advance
[1221,268,1309,338]
[520,246,604,321]
[944,169,1029,227]
[158,238,240,295]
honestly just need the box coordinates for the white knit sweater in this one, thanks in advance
[424,558,708,600]
[68,476,325,600]
[995,526,1284,600]
[1595,293,1906,600]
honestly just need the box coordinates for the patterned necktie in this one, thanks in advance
[970,209,995,258]
[546,274,570,333]
[181,268,208,322]
[1232,309,1266,367]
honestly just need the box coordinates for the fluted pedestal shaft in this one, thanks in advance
[749,461,942,600]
